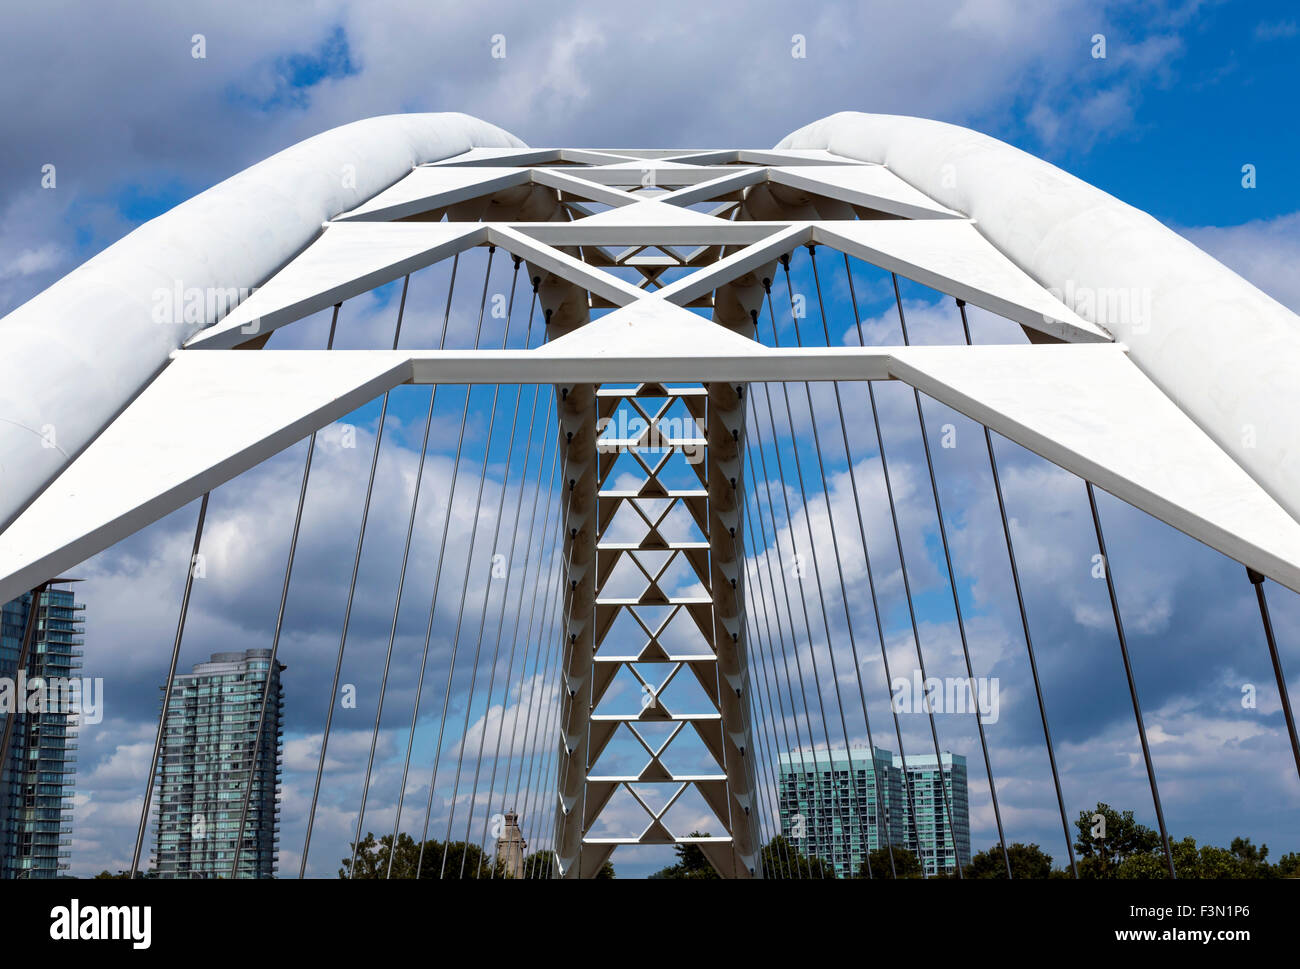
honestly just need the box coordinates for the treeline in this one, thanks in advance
[98,803,1294,880]
[340,832,610,878]
[651,804,1300,879]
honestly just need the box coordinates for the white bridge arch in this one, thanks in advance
[1,111,1296,878]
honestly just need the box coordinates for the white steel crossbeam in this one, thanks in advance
[7,343,1300,607]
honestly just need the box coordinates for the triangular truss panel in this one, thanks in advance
[188,223,487,348]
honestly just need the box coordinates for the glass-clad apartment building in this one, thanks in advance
[153,649,284,878]
[0,582,84,879]
[777,746,904,878]
[901,752,971,876]
[777,747,970,877]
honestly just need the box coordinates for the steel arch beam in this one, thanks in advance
[781,111,1300,529]
[0,112,525,533]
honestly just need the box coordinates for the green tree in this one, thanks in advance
[1115,835,1281,879]
[340,832,503,879]
[855,845,921,879]
[519,849,555,878]
[1228,837,1275,878]
[964,842,1053,879]
[1115,836,1195,878]
[650,832,723,879]
[1073,802,1160,878]
[760,835,838,879]
[1276,852,1300,878]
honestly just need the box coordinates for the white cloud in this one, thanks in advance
[1182,212,1300,314]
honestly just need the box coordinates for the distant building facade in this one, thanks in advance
[495,811,528,878]
[153,649,284,878]
[0,583,84,879]
[900,752,970,876]
[776,747,902,877]
[777,747,970,877]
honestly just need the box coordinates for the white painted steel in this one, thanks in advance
[0,113,524,530]
[186,223,487,349]
[7,342,1300,605]
[781,111,1300,526]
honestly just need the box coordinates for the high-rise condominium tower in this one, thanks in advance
[153,649,284,878]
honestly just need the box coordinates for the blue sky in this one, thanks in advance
[2,0,1299,879]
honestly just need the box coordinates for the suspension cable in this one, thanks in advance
[337,269,442,876]
[454,268,539,877]
[834,274,926,876]
[131,494,208,877]
[231,304,340,878]
[742,503,806,877]
[299,262,456,875]
[376,263,482,878]
[740,585,796,878]
[526,463,579,877]
[804,248,917,876]
[1247,568,1300,783]
[507,432,570,875]
[746,392,833,878]
[954,297,1078,877]
[497,443,566,874]
[479,420,559,869]
[876,270,966,879]
[1086,479,1176,878]
[407,247,509,877]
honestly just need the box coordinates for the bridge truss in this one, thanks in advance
[2,119,1299,878]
